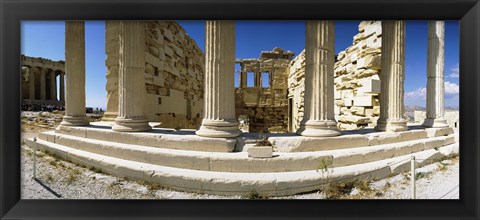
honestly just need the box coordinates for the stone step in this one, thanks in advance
[269,126,454,152]
[55,123,454,153]
[24,137,458,197]
[34,130,455,173]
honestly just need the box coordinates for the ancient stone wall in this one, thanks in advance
[105,21,205,129]
[288,21,383,131]
[287,50,306,132]
[235,48,293,133]
[333,21,382,130]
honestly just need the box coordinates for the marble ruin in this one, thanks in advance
[26,20,459,197]
[235,48,294,133]
[102,21,205,130]
[21,55,66,108]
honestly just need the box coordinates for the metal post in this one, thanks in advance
[33,137,37,179]
[411,156,416,199]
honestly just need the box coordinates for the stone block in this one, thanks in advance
[425,127,454,137]
[341,89,354,99]
[163,29,174,42]
[353,95,375,107]
[350,106,366,116]
[145,52,164,69]
[164,45,174,57]
[358,77,380,94]
[158,89,187,115]
[357,54,381,70]
[269,134,369,152]
[248,146,273,158]
[344,98,354,107]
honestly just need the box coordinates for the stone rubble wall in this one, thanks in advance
[333,21,382,130]
[288,21,383,131]
[105,21,205,129]
[235,48,293,133]
[287,50,306,132]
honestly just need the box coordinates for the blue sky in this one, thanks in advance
[21,20,459,109]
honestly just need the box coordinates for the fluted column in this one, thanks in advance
[296,21,340,137]
[375,21,408,132]
[112,21,151,132]
[28,67,35,100]
[59,72,65,102]
[50,70,57,101]
[61,21,89,126]
[40,68,46,101]
[423,21,448,128]
[196,21,242,138]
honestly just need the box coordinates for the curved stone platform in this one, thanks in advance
[25,123,458,196]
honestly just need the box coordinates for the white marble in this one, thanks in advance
[423,21,448,128]
[297,21,340,137]
[61,21,89,126]
[375,21,408,132]
[196,21,242,138]
[113,21,152,132]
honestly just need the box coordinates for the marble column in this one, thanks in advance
[59,72,65,102]
[40,68,46,101]
[296,21,340,137]
[61,21,89,126]
[423,21,448,128]
[28,67,35,100]
[50,70,57,101]
[375,21,408,132]
[112,21,152,132]
[196,21,242,138]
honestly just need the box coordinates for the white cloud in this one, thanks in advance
[405,87,426,100]
[444,81,459,98]
[404,81,459,107]
[447,64,459,78]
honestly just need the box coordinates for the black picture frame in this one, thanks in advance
[1,0,479,219]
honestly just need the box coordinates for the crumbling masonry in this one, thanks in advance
[235,48,294,133]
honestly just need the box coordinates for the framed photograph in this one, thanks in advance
[1,0,479,219]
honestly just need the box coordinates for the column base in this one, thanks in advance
[375,119,408,132]
[112,118,152,132]
[296,120,340,137]
[196,120,242,138]
[422,118,448,128]
[60,115,90,126]
[101,112,118,122]
[374,120,386,131]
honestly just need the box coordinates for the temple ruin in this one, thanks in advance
[102,21,205,129]
[235,48,294,133]
[26,20,459,197]
[21,55,66,109]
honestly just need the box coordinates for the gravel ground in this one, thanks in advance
[21,134,459,200]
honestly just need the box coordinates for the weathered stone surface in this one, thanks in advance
[269,134,368,152]
[61,21,89,126]
[289,21,383,131]
[423,21,448,128]
[196,21,242,138]
[248,146,273,158]
[235,48,293,133]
